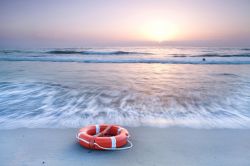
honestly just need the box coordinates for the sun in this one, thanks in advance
[141,20,178,42]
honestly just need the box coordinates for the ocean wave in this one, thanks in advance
[1,48,250,64]
[0,50,38,54]
[1,56,250,64]
[47,50,153,55]
[191,53,250,57]
[241,48,250,51]
[172,55,187,57]
[0,81,250,129]
[0,49,153,55]
[211,73,240,78]
[172,53,250,57]
[171,54,188,57]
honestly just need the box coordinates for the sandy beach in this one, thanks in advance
[0,127,250,166]
[1,0,250,166]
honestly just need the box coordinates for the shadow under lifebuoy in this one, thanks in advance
[70,141,130,157]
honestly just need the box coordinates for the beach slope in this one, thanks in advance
[0,127,250,166]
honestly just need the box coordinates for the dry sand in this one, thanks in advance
[0,127,250,166]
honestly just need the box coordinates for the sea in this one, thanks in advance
[0,46,250,129]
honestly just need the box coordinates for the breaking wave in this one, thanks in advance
[172,53,250,58]
[47,50,153,55]
[241,48,250,51]
[0,56,250,64]
[0,81,250,129]
[191,53,250,57]
[1,47,250,129]
[1,48,250,64]
[0,49,153,55]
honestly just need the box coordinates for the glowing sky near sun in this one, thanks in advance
[0,0,250,47]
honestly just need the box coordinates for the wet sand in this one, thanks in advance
[0,127,250,166]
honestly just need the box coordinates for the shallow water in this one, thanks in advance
[0,59,250,128]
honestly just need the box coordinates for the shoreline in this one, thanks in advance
[0,127,250,166]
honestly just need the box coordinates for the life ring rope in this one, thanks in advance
[76,132,133,151]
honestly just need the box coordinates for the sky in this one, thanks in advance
[0,0,250,48]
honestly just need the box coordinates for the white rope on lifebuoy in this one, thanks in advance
[93,139,133,150]
[76,133,133,151]
[95,125,100,134]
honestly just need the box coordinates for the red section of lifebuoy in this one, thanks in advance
[77,124,129,150]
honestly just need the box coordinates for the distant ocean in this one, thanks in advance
[1,47,250,64]
[0,47,250,128]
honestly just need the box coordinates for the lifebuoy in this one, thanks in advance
[76,124,132,150]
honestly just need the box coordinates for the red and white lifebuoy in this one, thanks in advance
[76,124,133,150]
